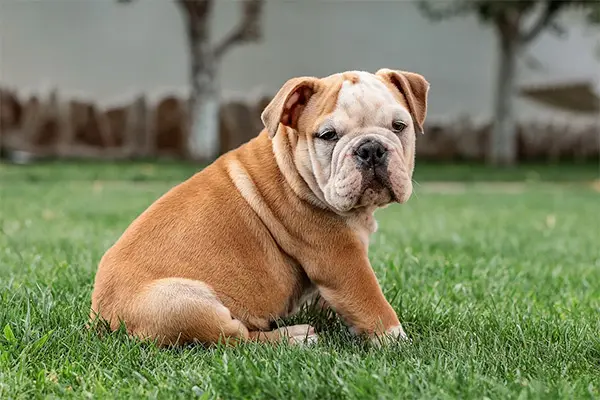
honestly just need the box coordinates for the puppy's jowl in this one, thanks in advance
[90,69,430,347]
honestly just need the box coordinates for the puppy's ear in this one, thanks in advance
[376,69,430,134]
[261,76,320,138]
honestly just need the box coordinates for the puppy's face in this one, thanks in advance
[262,69,430,214]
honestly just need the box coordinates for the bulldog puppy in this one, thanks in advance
[89,68,429,347]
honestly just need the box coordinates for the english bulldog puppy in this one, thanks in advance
[90,69,429,347]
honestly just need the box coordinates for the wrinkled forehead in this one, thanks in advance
[324,71,411,129]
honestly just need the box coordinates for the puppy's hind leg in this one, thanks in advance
[128,278,251,347]
[128,278,317,347]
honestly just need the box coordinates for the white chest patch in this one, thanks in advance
[334,71,400,128]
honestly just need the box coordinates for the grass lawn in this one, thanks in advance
[0,161,599,399]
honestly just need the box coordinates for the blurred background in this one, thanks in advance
[2,4,599,396]
[0,0,599,170]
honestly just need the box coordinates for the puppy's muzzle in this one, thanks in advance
[354,139,388,169]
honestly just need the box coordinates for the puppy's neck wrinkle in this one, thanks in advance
[271,128,335,213]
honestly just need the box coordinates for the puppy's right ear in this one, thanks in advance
[261,76,320,138]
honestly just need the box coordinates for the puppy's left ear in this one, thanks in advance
[261,76,321,138]
[376,69,430,134]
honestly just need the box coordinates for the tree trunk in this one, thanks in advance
[187,49,220,162]
[187,30,219,162]
[181,1,221,163]
[489,32,520,166]
[177,0,263,162]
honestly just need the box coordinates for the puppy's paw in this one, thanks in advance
[371,324,411,347]
[282,324,319,346]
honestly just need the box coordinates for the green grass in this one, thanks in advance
[1,162,599,399]
[1,159,597,183]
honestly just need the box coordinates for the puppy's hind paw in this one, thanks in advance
[283,324,319,346]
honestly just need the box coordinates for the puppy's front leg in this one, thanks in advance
[303,245,408,344]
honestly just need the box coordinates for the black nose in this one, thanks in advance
[354,140,388,167]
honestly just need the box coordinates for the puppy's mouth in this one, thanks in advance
[358,166,396,203]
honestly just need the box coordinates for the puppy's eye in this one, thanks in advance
[317,129,338,141]
[392,120,407,133]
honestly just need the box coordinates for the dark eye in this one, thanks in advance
[392,120,407,133]
[317,129,338,141]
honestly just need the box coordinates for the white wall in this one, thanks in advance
[1,0,598,121]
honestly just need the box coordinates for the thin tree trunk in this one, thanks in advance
[489,32,520,166]
[187,46,220,162]
[180,0,220,163]
[177,0,263,162]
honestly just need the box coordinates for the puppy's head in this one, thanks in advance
[262,69,429,214]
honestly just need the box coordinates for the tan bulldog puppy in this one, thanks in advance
[89,68,430,347]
